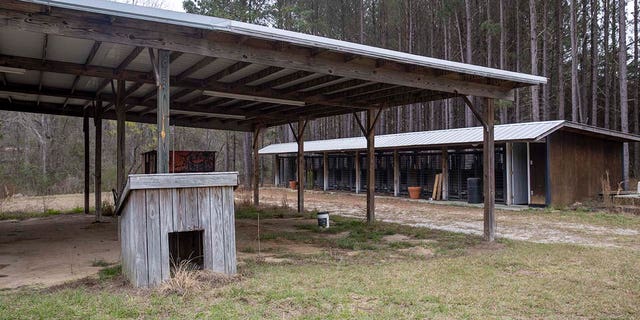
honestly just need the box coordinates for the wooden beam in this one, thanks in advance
[94,100,102,222]
[232,66,283,86]
[0,98,254,131]
[355,151,361,194]
[482,98,496,241]
[323,152,329,191]
[252,126,262,206]
[175,56,216,81]
[204,61,252,83]
[441,147,449,200]
[461,95,488,128]
[274,154,280,186]
[0,54,376,110]
[291,119,307,213]
[64,40,101,108]
[278,75,341,94]
[0,3,516,100]
[96,46,144,94]
[157,50,171,173]
[393,150,399,197]
[83,109,90,214]
[116,79,126,195]
[366,108,378,223]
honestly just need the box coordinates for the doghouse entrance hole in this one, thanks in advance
[168,230,204,271]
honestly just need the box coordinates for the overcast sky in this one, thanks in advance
[160,0,184,12]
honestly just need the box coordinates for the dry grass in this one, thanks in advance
[602,171,613,208]
[157,260,241,297]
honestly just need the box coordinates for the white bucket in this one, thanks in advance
[317,212,329,228]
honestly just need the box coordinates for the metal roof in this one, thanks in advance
[0,0,546,132]
[26,0,547,86]
[259,121,640,154]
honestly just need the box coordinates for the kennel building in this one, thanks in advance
[261,120,640,207]
[115,172,238,287]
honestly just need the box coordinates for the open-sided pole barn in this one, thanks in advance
[262,120,640,207]
[0,0,545,241]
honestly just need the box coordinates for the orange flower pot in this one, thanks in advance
[289,180,298,190]
[408,186,422,199]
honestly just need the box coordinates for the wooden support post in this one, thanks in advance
[116,79,126,195]
[366,108,376,223]
[393,150,400,197]
[83,110,90,214]
[274,155,280,186]
[94,100,103,222]
[482,98,496,241]
[295,119,308,213]
[441,147,449,201]
[355,151,361,194]
[156,49,171,173]
[323,152,329,191]
[252,126,261,206]
[463,95,496,241]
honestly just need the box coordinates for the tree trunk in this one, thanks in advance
[542,0,550,120]
[499,0,507,123]
[557,0,565,120]
[464,0,474,127]
[570,0,581,122]
[635,0,639,177]
[604,0,610,128]
[530,0,540,121]
[591,0,599,126]
[619,0,629,189]
[515,0,521,122]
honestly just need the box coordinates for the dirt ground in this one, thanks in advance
[0,214,326,289]
[0,214,119,289]
[0,192,113,213]
[252,187,640,249]
[1,189,639,289]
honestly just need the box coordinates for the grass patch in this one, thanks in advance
[0,208,85,220]
[98,265,121,282]
[2,205,639,319]
[295,215,480,253]
[235,204,311,220]
[512,206,640,229]
[91,259,111,268]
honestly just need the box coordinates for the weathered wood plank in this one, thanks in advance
[158,188,173,281]
[222,186,237,274]
[130,190,148,287]
[483,98,496,241]
[366,108,376,223]
[94,100,102,222]
[156,49,170,174]
[173,188,183,231]
[116,79,126,194]
[198,187,214,269]
[120,197,130,280]
[145,189,162,286]
[210,187,225,272]
[128,172,238,190]
[176,188,199,230]
[83,112,90,214]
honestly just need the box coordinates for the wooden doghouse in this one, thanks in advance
[115,172,238,287]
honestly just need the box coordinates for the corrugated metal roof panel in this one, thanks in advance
[258,120,600,154]
[24,0,547,86]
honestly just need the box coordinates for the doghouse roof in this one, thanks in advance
[114,172,238,216]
